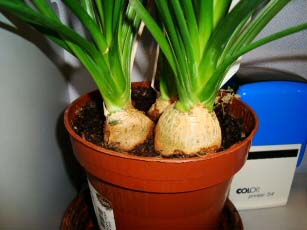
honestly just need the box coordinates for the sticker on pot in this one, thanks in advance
[88,181,116,230]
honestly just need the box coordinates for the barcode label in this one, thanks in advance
[88,181,116,230]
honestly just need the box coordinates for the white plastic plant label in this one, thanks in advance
[88,181,116,230]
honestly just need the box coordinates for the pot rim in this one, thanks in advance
[64,89,258,164]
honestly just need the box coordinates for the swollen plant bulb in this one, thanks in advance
[154,104,222,156]
[104,103,154,152]
[147,96,173,121]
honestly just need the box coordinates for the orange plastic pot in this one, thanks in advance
[64,85,258,229]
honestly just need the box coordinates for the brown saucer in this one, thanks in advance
[62,189,243,230]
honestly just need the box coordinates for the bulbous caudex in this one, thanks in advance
[104,103,154,151]
[147,96,174,122]
[154,103,222,156]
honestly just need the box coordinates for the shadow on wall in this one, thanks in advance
[0,13,86,190]
[0,13,74,79]
[243,55,307,67]
[56,111,86,191]
[241,54,307,81]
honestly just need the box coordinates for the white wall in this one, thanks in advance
[0,15,76,229]
[242,0,307,78]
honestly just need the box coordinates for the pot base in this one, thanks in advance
[61,188,243,230]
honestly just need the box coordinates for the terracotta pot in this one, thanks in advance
[64,84,258,229]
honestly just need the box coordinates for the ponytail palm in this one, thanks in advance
[131,0,307,156]
[0,0,154,151]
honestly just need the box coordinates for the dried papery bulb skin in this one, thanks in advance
[104,103,154,151]
[147,97,173,122]
[154,104,222,156]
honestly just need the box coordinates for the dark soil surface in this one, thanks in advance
[215,104,245,151]
[71,87,245,158]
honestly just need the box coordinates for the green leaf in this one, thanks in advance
[180,0,199,61]
[31,0,57,18]
[198,0,213,57]
[120,4,140,77]
[101,0,114,46]
[0,1,98,57]
[132,0,307,112]
[130,0,176,72]
[198,0,265,92]
[156,1,197,110]
[0,0,136,113]
[63,0,109,55]
[112,0,125,35]
[235,22,307,58]
[95,0,105,30]
[158,52,177,100]
[170,1,195,85]
[217,16,250,67]
[201,4,307,110]
[213,0,231,28]
[229,0,291,56]
[80,0,97,20]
